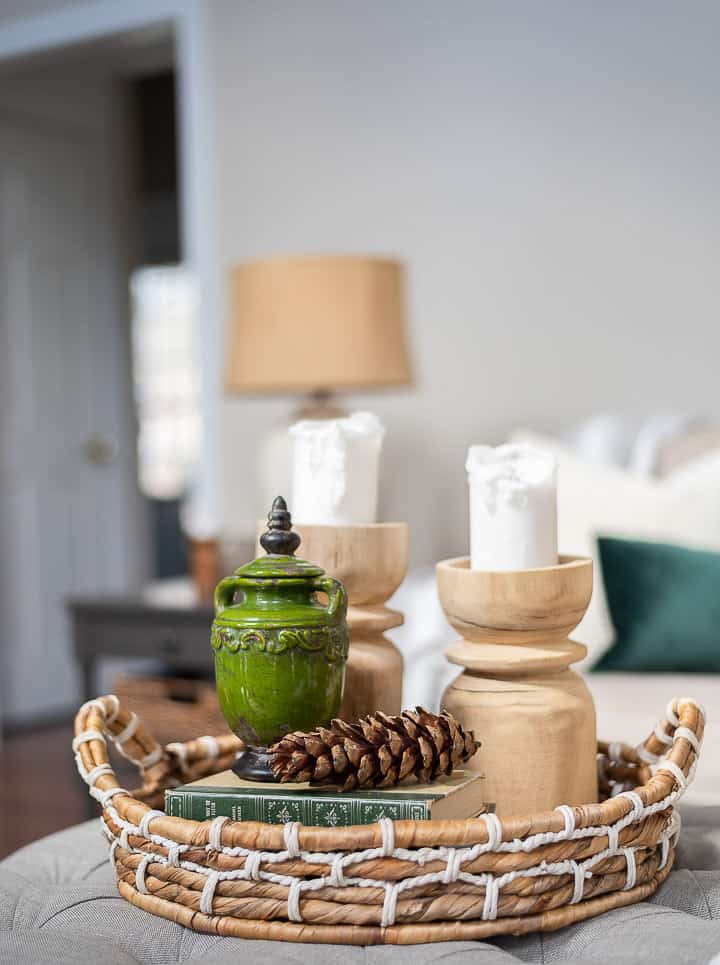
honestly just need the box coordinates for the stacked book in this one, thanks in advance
[166,770,487,827]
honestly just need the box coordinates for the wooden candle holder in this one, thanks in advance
[293,523,409,720]
[437,555,597,816]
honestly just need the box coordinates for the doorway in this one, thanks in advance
[0,26,192,726]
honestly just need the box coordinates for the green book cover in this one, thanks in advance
[165,769,487,827]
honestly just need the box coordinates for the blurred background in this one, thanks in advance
[1,0,719,853]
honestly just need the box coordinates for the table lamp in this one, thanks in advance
[225,254,413,510]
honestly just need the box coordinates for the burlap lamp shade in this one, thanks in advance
[225,255,412,394]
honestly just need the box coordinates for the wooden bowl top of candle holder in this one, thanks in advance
[257,522,409,605]
[437,555,593,675]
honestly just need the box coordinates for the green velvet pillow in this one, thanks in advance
[593,537,720,672]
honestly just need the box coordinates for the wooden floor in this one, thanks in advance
[0,722,134,859]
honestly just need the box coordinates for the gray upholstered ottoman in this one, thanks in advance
[1,806,719,964]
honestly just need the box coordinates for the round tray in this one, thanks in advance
[73,695,705,945]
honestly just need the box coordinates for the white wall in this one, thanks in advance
[207,0,720,565]
[0,0,73,22]
[7,0,718,568]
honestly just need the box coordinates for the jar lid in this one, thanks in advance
[233,497,324,581]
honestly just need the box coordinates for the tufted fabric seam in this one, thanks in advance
[0,926,145,963]
[80,860,113,882]
[0,875,46,934]
[557,904,691,955]
[37,894,126,929]
[688,869,715,921]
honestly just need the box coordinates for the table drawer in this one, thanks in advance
[74,615,213,668]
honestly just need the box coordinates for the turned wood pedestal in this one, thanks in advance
[293,523,408,720]
[438,555,597,816]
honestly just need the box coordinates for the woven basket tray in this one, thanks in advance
[73,695,705,945]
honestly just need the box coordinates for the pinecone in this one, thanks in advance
[268,707,480,791]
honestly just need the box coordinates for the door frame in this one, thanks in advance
[0,0,223,542]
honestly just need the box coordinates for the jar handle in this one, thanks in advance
[312,576,348,620]
[214,576,243,616]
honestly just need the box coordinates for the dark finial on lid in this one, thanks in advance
[260,496,301,556]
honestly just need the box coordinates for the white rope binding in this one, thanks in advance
[283,821,301,858]
[607,823,619,851]
[482,877,499,920]
[135,854,151,894]
[674,726,701,753]
[140,746,163,768]
[571,861,587,904]
[208,815,229,851]
[622,848,637,891]
[79,700,107,718]
[198,735,220,759]
[166,742,188,767]
[329,854,346,887]
[72,730,106,751]
[636,744,659,764]
[85,763,114,786]
[652,759,687,791]
[113,712,139,746]
[483,812,503,851]
[555,804,576,835]
[378,817,395,856]
[104,694,121,724]
[677,697,706,722]
[287,878,304,922]
[381,881,400,927]
[443,848,462,883]
[95,786,128,808]
[617,790,644,823]
[200,871,219,914]
[653,724,673,746]
[139,809,164,838]
[243,850,262,880]
[167,843,185,867]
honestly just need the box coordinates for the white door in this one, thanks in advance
[0,113,147,724]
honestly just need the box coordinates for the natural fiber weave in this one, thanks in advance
[73,695,705,945]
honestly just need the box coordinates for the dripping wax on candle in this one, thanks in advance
[466,443,558,571]
[290,411,385,525]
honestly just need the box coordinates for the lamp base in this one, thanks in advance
[295,388,347,421]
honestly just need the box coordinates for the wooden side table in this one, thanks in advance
[68,580,214,702]
[68,581,215,818]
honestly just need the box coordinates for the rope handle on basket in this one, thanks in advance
[73,695,244,808]
[601,696,706,780]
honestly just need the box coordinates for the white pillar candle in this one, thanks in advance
[290,411,385,524]
[466,444,558,571]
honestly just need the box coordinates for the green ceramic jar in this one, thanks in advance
[211,497,348,779]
